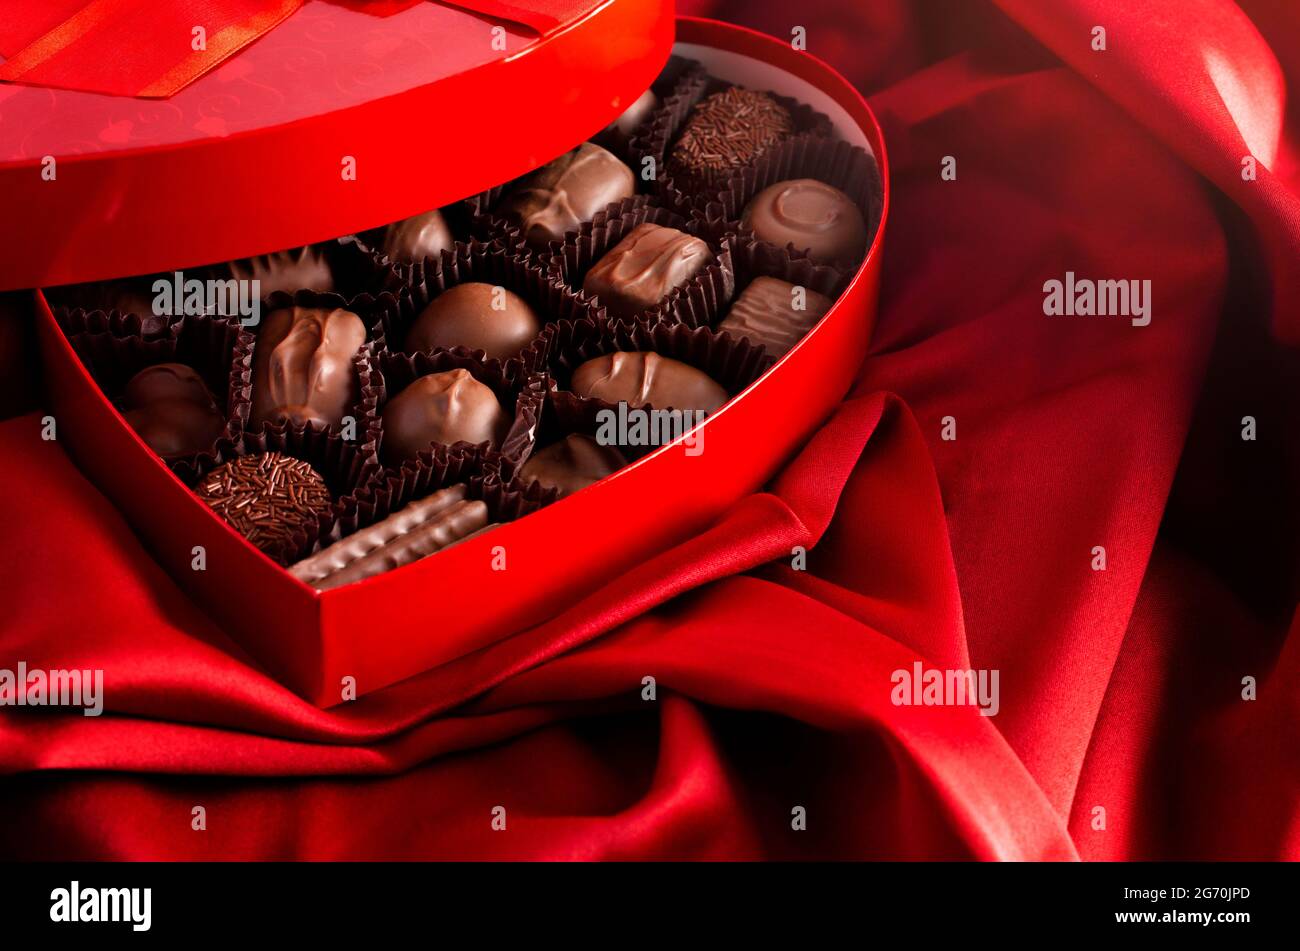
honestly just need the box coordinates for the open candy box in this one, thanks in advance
[20,12,889,704]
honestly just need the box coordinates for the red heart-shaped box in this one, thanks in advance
[21,10,889,705]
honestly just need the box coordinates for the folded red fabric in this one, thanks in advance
[1,0,1296,859]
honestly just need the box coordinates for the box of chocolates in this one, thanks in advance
[15,10,889,704]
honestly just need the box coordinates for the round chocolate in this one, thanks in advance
[382,208,455,264]
[498,142,636,248]
[570,352,728,413]
[121,363,225,459]
[196,452,333,564]
[741,179,868,264]
[669,87,793,187]
[381,369,511,464]
[519,434,627,498]
[124,362,214,408]
[405,283,541,360]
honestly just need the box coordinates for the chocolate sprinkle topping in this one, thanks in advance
[197,452,333,564]
[670,87,794,187]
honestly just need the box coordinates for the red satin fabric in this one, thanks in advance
[1,0,1298,859]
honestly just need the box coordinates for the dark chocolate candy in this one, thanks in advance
[570,351,728,413]
[121,362,225,459]
[381,208,455,265]
[518,434,627,497]
[95,279,169,333]
[102,280,157,320]
[228,245,335,296]
[669,87,793,188]
[581,223,713,319]
[406,282,540,361]
[498,142,635,248]
[741,178,868,264]
[250,305,366,429]
[717,276,833,358]
[604,88,658,152]
[289,484,490,590]
[380,369,511,464]
[196,452,333,564]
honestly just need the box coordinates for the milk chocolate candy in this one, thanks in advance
[581,223,713,319]
[250,306,367,428]
[717,276,834,358]
[742,179,868,264]
[519,434,627,497]
[406,282,541,361]
[669,87,793,188]
[121,363,225,459]
[498,143,635,248]
[381,369,511,464]
[197,452,333,564]
[228,246,335,295]
[570,351,728,413]
[290,484,491,590]
[381,208,455,265]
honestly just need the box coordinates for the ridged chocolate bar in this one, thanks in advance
[289,484,490,590]
[716,276,832,358]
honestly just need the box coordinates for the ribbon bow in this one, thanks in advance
[0,0,590,98]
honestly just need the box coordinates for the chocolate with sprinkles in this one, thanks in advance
[197,452,333,564]
[668,87,794,189]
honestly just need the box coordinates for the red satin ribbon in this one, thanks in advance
[0,0,591,98]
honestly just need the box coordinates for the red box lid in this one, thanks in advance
[0,0,674,290]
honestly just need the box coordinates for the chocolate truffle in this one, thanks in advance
[498,142,635,248]
[519,434,627,498]
[570,351,728,413]
[197,452,333,564]
[121,363,226,459]
[669,87,793,188]
[381,369,510,464]
[717,276,834,358]
[742,179,868,264]
[228,245,335,296]
[251,305,367,429]
[290,484,491,590]
[381,208,455,265]
[604,88,658,152]
[405,283,541,361]
[581,223,713,319]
